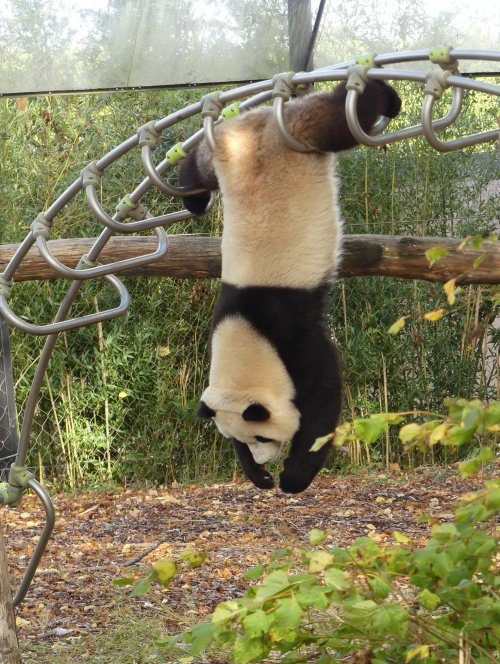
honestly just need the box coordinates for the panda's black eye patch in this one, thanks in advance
[255,435,274,443]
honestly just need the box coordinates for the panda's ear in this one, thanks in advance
[179,142,219,215]
[285,80,401,153]
[196,400,216,419]
[242,403,270,422]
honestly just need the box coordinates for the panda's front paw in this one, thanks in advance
[252,471,275,490]
[279,469,313,494]
[367,80,402,118]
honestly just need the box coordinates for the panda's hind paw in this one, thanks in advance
[279,470,313,494]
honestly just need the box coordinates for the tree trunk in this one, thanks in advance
[0,234,498,284]
[0,527,20,664]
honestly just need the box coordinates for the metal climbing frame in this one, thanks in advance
[0,47,499,605]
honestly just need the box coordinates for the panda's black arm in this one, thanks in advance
[286,80,402,153]
[179,143,219,215]
[232,439,275,490]
[279,428,331,494]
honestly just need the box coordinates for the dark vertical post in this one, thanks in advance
[288,0,313,71]
[0,528,21,664]
[0,315,19,480]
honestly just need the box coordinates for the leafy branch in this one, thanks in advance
[158,477,499,663]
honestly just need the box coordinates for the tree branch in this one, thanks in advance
[0,234,498,284]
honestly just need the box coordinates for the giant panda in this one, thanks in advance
[179,80,401,493]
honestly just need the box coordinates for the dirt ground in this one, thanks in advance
[2,465,494,659]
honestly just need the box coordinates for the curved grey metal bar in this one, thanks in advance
[0,273,129,336]
[273,96,311,152]
[203,115,218,152]
[140,145,205,197]
[85,185,194,232]
[13,478,55,606]
[344,84,466,147]
[35,225,169,280]
[421,94,500,151]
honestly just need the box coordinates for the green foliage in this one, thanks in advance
[113,546,207,597]
[332,398,499,478]
[162,479,499,663]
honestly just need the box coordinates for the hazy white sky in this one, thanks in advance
[0,0,498,94]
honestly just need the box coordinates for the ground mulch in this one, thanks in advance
[2,465,494,656]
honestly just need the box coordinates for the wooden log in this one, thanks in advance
[0,234,498,284]
[0,527,21,664]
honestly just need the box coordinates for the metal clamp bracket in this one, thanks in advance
[201,92,224,151]
[30,213,52,240]
[425,68,452,99]
[0,275,13,300]
[81,161,103,188]
[137,121,161,149]
[0,464,34,507]
[115,194,148,221]
[166,142,187,165]
[272,72,311,153]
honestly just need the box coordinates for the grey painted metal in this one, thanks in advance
[12,478,55,607]
[0,274,130,336]
[1,48,498,607]
[35,226,169,280]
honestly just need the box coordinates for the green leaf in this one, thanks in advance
[233,635,266,664]
[309,528,327,546]
[131,575,152,596]
[308,550,334,573]
[309,433,333,452]
[448,425,476,445]
[212,600,241,625]
[431,523,458,542]
[112,576,136,586]
[153,558,177,586]
[241,609,272,638]
[425,246,449,267]
[406,645,430,661]
[343,599,378,628]
[485,487,500,510]
[180,548,207,569]
[393,530,411,544]
[399,423,421,443]
[369,576,391,599]
[470,234,484,249]
[353,417,387,444]
[188,622,217,655]
[323,567,348,590]
[273,596,303,630]
[244,564,265,581]
[417,588,441,609]
[372,603,408,638]
[296,587,329,610]
[432,552,453,578]
[255,570,292,600]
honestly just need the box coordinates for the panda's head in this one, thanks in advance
[196,315,301,465]
[197,391,299,464]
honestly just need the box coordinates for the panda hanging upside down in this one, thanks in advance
[179,79,401,493]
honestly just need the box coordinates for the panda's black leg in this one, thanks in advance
[279,441,330,494]
[232,439,275,489]
[279,405,335,494]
